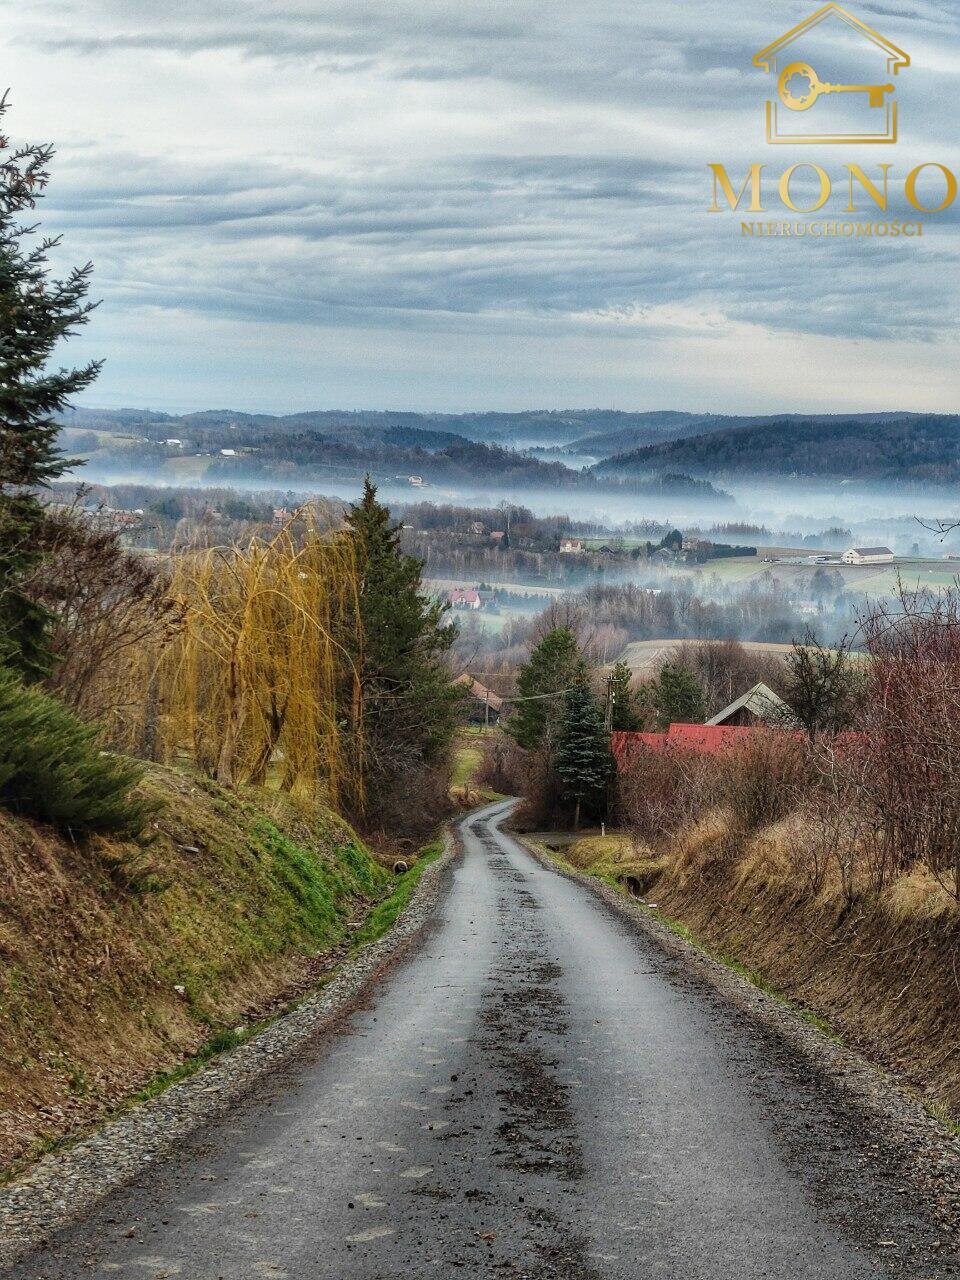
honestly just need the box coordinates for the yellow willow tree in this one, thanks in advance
[158,511,364,808]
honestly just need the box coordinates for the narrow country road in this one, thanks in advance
[8,800,955,1279]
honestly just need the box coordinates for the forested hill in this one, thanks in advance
[593,414,960,483]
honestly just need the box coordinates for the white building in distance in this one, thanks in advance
[842,546,894,565]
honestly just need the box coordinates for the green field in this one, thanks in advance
[664,555,960,596]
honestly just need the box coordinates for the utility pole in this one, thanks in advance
[484,688,490,730]
[604,672,614,735]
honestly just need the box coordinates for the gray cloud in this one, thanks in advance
[6,0,960,410]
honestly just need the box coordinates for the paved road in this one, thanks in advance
[9,801,953,1279]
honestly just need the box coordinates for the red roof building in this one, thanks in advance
[612,724,759,770]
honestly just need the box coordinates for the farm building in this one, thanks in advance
[842,546,894,565]
[455,675,507,725]
[706,682,791,727]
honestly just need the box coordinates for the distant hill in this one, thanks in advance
[593,414,960,484]
[58,407,733,500]
[60,407,707,449]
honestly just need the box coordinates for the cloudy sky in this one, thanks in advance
[5,0,960,413]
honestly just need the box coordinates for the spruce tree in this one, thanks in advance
[652,659,707,728]
[0,96,101,678]
[343,477,461,820]
[609,659,643,731]
[554,679,611,829]
[507,626,586,751]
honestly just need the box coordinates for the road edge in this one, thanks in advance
[513,829,960,1246]
[0,822,465,1269]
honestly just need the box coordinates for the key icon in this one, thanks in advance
[778,61,894,111]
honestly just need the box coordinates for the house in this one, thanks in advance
[490,531,505,544]
[560,538,585,554]
[220,448,237,457]
[611,682,795,769]
[707,682,792,727]
[407,475,424,487]
[455,674,507,725]
[164,438,183,447]
[841,546,894,565]
[449,587,481,610]
[470,521,486,536]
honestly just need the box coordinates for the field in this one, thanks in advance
[654,554,960,595]
[618,638,797,675]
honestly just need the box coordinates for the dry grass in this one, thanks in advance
[571,801,960,1116]
[0,764,395,1172]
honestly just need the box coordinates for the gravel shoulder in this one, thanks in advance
[0,826,462,1270]
[516,831,960,1264]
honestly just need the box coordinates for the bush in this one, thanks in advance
[619,744,717,840]
[0,667,153,836]
[712,733,812,832]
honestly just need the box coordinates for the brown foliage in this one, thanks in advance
[28,501,181,724]
[845,586,960,896]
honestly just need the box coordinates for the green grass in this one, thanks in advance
[923,1098,960,1138]
[352,842,444,948]
[452,743,484,789]
[4,835,448,1178]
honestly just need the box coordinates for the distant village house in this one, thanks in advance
[455,675,507,725]
[449,587,481,610]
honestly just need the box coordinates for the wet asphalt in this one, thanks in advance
[7,800,956,1279]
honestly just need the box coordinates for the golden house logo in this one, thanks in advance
[753,3,909,145]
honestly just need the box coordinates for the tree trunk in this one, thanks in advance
[216,645,245,788]
[573,797,581,831]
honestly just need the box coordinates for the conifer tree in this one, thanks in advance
[651,659,707,728]
[0,96,101,678]
[609,659,643,731]
[507,625,586,751]
[554,679,611,829]
[343,477,461,820]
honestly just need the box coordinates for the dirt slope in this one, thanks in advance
[0,765,394,1170]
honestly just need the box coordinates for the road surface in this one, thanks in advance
[8,800,953,1279]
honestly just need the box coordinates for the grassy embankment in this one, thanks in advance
[450,726,508,807]
[0,763,436,1174]
[531,821,960,1128]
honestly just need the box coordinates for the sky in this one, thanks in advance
[4,0,960,414]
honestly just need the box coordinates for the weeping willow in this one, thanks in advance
[157,511,364,808]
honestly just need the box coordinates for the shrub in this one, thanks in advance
[712,732,812,833]
[619,744,717,840]
[0,667,153,836]
[851,587,960,896]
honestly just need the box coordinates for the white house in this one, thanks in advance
[560,538,585,554]
[842,546,894,565]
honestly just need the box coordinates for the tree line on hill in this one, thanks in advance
[595,413,960,485]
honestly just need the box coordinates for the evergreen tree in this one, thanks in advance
[609,660,643,731]
[0,96,101,678]
[554,679,611,829]
[343,478,461,821]
[651,659,706,728]
[508,626,586,750]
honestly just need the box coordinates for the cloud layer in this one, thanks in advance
[5,0,960,411]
